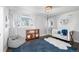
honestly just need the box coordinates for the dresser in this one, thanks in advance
[26,29,39,41]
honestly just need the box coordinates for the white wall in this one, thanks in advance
[0,7,9,52]
[0,7,4,52]
[34,13,47,36]
[3,7,10,51]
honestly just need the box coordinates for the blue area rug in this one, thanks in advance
[11,39,77,52]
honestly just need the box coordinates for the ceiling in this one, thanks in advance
[7,6,79,15]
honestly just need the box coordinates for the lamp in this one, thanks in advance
[44,6,53,13]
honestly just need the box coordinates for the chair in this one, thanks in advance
[8,35,25,48]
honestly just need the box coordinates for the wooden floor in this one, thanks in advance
[6,48,12,52]
[72,42,79,51]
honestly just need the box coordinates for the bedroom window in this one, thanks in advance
[17,16,33,27]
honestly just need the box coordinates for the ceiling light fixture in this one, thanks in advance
[45,6,53,13]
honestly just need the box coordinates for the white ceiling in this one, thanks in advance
[8,6,79,15]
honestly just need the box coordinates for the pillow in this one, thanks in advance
[61,29,68,36]
[44,37,71,50]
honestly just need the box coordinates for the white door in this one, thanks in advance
[0,7,4,52]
